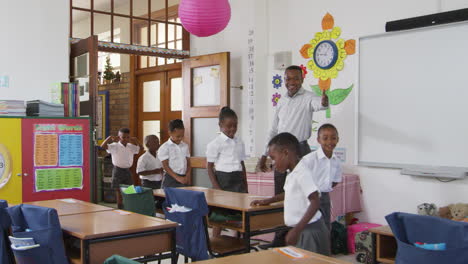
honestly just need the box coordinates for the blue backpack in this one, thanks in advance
[386,212,468,264]
[7,204,68,264]
[163,188,210,261]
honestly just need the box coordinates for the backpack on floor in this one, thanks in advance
[331,221,348,255]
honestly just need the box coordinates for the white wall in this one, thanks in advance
[0,0,69,101]
[191,0,468,224]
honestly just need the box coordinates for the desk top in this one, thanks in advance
[59,210,177,240]
[154,187,283,212]
[369,225,393,236]
[24,199,113,216]
[193,247,351,264]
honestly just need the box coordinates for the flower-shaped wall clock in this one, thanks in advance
[300,13,355,118]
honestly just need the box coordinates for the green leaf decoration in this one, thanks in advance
[311,85,322,96]
[327,84,353,105]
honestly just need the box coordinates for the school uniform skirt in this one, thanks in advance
[296,217,330,256]
[320,192,331,230]
[111,166,133,188]
[162,172,187,188]
[215,171,247,193]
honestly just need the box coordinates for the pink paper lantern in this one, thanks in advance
[179,0,231,37]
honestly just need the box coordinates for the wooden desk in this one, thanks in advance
[369,225,396,264]
[25,199,113,216]
[154,187,287,252]
[193,247,352,264]
[59,210,178,264]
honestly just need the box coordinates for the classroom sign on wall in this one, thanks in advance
[33,123,84,191]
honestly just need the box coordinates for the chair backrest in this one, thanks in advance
[163,187,209,261]
[120,185,155,216]
[7,204,68,264]
[0,200,14,264]
[386,212,468,264]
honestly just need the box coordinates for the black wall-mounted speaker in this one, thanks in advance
[386,8,468,32]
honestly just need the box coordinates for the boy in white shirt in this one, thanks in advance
[251,132,330,255]
[158,119,191,188]
[302,123,342,229]
[136,135,163,189]
[101,127,142,208]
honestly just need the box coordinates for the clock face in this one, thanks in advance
[313,40,338,70]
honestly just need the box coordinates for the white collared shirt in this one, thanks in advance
[283,160,322,227]
[157,139,190,175]
[106,142,140,168]
[136,151,163,181]
[265,87,327,155]
[206,133,246,172]
[301,147,342,193]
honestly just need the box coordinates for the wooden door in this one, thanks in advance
[182,52,230,186]
[0,118,22,204]
[70,36,98,201]
[137,69,182,143]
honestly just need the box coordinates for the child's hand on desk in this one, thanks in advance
[285,227,300,245]
[250,199,272,206]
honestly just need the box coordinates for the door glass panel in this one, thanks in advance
[73,0,90,9]
[114,16,130,44]
[72,10,91,39]
[143,120,161,140]
[170,77,182,111]
[114,0,130,15]
[192,118,218,156]
[151,0,166,20]
[94,14,111,41]
[192,65,221,106]
[73,53,90,115]
[94,0,111,12]
[133,0,148,18]
[143,80,160,112]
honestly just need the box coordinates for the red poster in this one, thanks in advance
[22,118,91,202]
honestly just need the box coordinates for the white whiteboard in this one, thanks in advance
[358,21,468,169]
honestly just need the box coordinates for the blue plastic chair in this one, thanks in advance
[7,204,68,264]
[0,200,14,264]
[386,212,468,264]
[163,187,210,261]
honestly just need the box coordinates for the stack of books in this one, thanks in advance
[61,82,80,117]
[26,100,64,117]
[0,100,26,116]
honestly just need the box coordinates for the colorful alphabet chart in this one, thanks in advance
[32,123,85,192]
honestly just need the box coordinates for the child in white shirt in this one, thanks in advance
[158,119,191,188]
[101,127,142,208]
[206,106,248,193]
[301,123,342,229]
[251,132,330,255]
[136,135,163,189]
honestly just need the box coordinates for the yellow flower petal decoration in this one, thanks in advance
[331,27,341,39]
[322,13,334,30]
